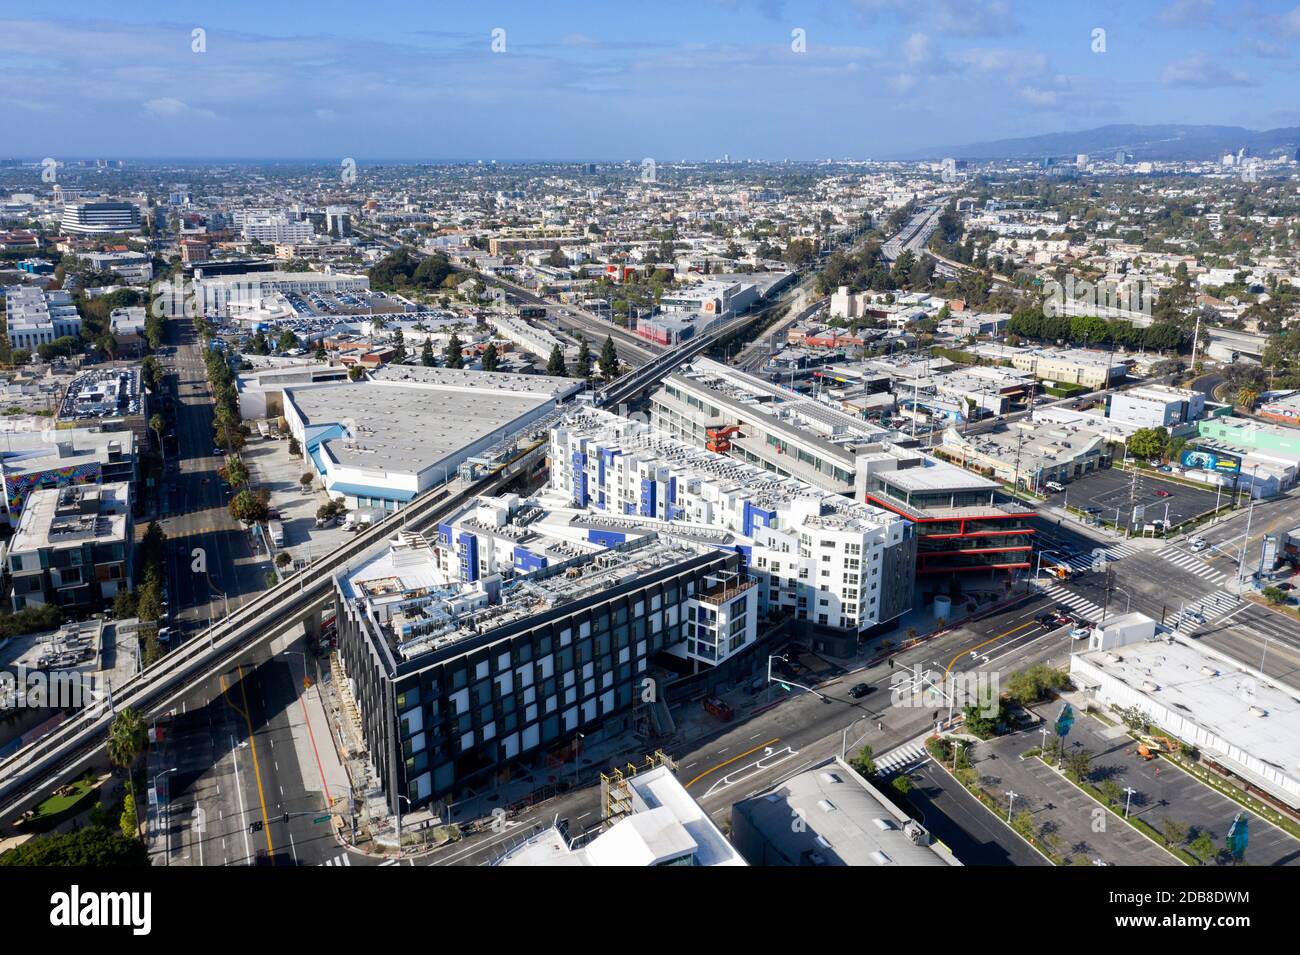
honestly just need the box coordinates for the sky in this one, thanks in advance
[2,0,1300,161]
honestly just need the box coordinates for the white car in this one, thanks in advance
[1190,538,1208,552]
[1069,627,1090,640]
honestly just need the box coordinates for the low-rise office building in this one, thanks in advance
[80,250,153,284]
[650,357,892,499]
[6,483,133,611]
[1258,392,1300,428]
[1107,384,1205,429]
[940,419,1111,490]
[0,426,136,519]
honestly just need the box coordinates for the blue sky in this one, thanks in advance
[2,0,1299,160]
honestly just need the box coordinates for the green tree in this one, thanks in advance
[1063,748,1093,784]
[315,343,328,362]
[275,551,293,570]
[850,745,878,779]
[219,458,250,489]
[120,792,138,840]
[1162,817,1189,846]
[1188,830,1218,865]
[574,335,592,378]
[0,827,150,867]
[546,344,568,377]
[229,488,271,524]
[445,332,465,369]
[149,413,165,448]
[1126,426,1169,461]
[277,328,299,352]
[598,335,619,379]
[420,338,435,366]
[481,341,499,372]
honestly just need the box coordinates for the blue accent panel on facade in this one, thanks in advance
[639,478,657,517]
[743,501,777,537]
[669,476,677,505]
[735,544,752,571]
[624,502,637,515]
[570,450,589,507]
[587,529,627,548]
[513,545,547,573]
[437,523,453,546]
[457,531,479,582]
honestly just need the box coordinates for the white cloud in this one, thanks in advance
[142,97,216,120]
[1160,52,1257,88]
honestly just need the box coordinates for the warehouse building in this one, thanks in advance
[1070,616,1300,811]
[282,367,579,511]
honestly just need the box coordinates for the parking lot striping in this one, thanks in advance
[945,620,1038,675]
[686,738,782,789]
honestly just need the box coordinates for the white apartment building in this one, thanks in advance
[1107,384,1205,430]
[241,213,315,244]
[2,286,83,350]
[550,410,915,644]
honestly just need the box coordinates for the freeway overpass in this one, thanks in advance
[0,440,550,824]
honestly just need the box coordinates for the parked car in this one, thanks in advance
[1069,627,1090,640]
[1044,481,1065,493]
[848,683,873,699]
[1153,489,1171,498]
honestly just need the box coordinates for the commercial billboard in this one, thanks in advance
[1180,449,1242,474]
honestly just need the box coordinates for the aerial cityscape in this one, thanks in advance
[0,0,1297,921]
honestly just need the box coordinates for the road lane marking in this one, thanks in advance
[685,738,781,788]
[945,620,1038,675]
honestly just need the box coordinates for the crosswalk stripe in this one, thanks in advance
[875,740,929,775]
[322,853,351,866]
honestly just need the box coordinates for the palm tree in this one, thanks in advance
[107,708,147,837]
[107,707,146,773]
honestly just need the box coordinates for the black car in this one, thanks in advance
[1038,613,1058,627]
[849,683,873,699]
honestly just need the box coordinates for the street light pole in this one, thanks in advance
[154,767,177,864]
[1123,785,1137,819]
[1006,789,1018,823]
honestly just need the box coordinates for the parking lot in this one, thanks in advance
[1042,466,1222,532]
[241,435,353,570]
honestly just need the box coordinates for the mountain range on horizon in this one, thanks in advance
[898,124,1300,163]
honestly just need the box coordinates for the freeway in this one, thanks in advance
[0,438,550,822]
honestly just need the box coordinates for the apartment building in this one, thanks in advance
[6,483,133,611]
[333,531,748,811]
[550,409,915,646]
[2,287,83,351]
[239,213,315,244]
